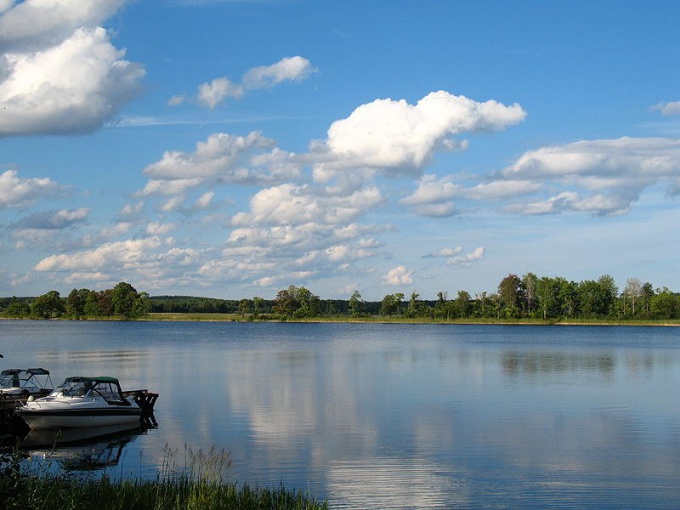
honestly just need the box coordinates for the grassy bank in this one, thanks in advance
[142,312,680,326]
[0,476,327,510]
[0,446,327,510]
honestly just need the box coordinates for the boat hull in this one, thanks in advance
[19,406,142,430]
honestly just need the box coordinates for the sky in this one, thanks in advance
[0,0,679,301]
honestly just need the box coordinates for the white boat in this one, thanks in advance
[17,376,142,430]
[0,368,53,399]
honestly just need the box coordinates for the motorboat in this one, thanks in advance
[17,376,142,430]
[0,368,53,399]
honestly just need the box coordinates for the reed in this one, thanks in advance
[0,445,327,510]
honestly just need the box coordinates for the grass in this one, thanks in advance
[0,445,328,510]
[143,312,680,326]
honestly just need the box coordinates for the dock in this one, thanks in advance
[122,389,159,427]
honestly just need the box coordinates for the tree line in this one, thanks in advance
[0,282,150,320]
[1,274,678,321]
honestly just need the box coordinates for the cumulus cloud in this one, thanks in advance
[447,247,485,266]
[242,56,315,90]
[0,0,125,51]
[12,208,89,230]
[0,170,66,208]
[197,77,243,109]
[184,56,314,110]
[506,191,634,216]
[423,247,463,258]
[0,1,144,137]
[196,222,385,289]
[34,237,166,272]
[139,131,302,210]
[402,174,544,217]
[651,100,680,116]
[312,91,526,179]
[501,137,680,215]
[383,265,414,286]
[231,183,385,226]
[143,132,294,183]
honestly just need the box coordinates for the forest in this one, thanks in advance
[0,273,678,321]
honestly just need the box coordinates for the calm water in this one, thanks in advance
[1,321,680,509]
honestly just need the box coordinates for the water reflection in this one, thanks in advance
[502,351,616,375]
[22,424,145,472]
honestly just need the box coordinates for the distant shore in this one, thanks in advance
[1,313,678,326]
[138,313,680,327]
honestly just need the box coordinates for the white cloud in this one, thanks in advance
[231,183,385,226]
[197,77,243,109]
[446,247,485,266]
[12,207,89,230]
[506,191,633,216]
[34,237,166,272]
[0,0,126,51]
[146,222,175,236]
[651,101,680,116]
[0,2,144,136]
[383,265,414,286]
[195,192,214,209]
[401,174,460,205]
[142,131,290,182]
[312,91,526,178]
[423,247,463,258]
[0,169,66,208]
[197,221,386,288]
[501,137,680,215]
[242,56,315,90]
[187,56,314,109]
[138,132,303,211]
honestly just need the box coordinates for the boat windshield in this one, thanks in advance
[55,378,124,401]
[57,379,91,397]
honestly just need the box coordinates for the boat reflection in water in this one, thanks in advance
[20,419,157,473]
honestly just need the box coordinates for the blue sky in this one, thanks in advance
[1,0,679,301]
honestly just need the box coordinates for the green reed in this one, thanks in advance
[0,444,327,510]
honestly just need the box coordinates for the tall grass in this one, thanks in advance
[0,445,327,510]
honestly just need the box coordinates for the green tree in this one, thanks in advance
[650,287,678,320]
[536,276,558,319]
[498,274,523,318]
[65,288,91,319]
[111,282,146,319]
[253,296,264,318]
[4,300,30,318]
[380,294,400,316]
[295,287,321,318]
[453,290,472,318]
[640,282,654,318]
[434,291,449,320]
[238,298,253,317]
[31,291,65,319]
[556,278,578,317]
[349,290,363,317]
[406,291,420,318]
[598,274,618,317]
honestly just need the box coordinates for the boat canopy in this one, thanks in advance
[0,368,53,392]
[56,376,127,403]
[62,376,121,384]
[1,368,50,377]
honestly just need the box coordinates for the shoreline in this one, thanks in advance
[1,314,678,326]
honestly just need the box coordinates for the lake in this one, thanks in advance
[1,320,680,509]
